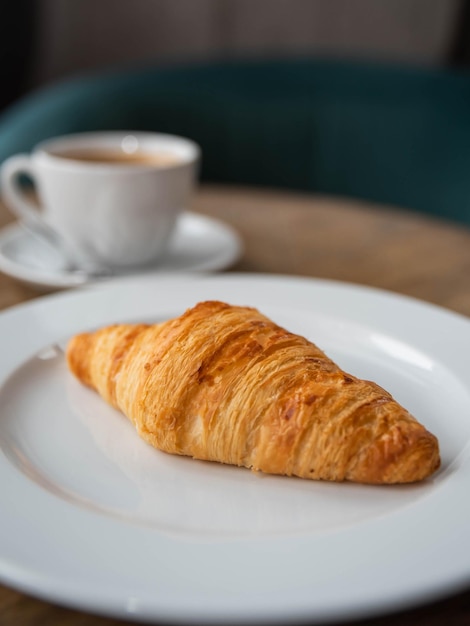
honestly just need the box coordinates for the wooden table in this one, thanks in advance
[0,184,469,626]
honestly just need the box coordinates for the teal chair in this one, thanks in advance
[1,58,470,225]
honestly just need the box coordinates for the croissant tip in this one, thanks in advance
[345,428,441,484]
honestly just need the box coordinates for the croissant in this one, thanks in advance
[66,300,440,484]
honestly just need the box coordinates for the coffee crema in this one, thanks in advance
[51,149,181,167]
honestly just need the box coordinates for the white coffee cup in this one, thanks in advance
[0,131,201,272]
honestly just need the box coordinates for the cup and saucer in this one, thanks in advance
[0,131,242,290]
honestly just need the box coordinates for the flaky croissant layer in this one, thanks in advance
[66,300,440,484]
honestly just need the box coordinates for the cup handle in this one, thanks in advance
[1,154,53,233]
[1,154,75,267]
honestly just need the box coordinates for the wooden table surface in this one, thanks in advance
[0,184,470,626]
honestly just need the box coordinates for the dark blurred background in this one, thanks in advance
[1,0,469,113]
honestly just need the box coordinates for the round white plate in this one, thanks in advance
[0,212,242,289]
[0,273,469,624]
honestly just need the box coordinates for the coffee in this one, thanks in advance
[52,149,181,167]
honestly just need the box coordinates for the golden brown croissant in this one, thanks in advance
[66,300,440,484]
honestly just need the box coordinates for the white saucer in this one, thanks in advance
[0,212,243,290]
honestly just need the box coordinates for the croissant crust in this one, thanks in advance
[66,300,440,484]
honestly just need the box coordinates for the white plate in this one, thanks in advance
[0,273,469,624]
[0,212,242,289]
